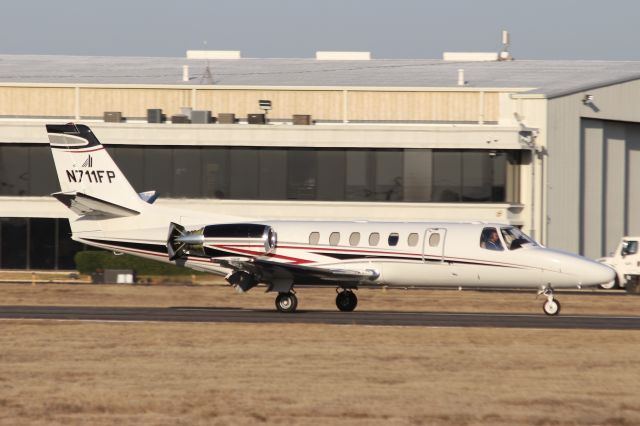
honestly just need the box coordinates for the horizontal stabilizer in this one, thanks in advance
[52,191,140,217]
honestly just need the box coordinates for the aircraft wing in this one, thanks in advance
[213,257,379,288]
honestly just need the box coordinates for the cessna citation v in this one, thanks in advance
[47,123,615,315]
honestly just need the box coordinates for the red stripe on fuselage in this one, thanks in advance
[213,245,313,264]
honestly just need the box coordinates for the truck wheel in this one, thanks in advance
[625,277,640,294]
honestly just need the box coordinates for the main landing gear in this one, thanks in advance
[273,289,359,313]
[539,287,561,316]
[275,292,298,313]
[336,289,358,312]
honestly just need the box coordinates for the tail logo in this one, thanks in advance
[81,155,93,168]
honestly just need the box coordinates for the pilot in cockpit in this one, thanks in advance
[481,228,504,251]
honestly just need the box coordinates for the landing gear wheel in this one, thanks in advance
[599,276,618,290]
[336,290,358,312]
[543,298,561,316]
[275,292,298,313]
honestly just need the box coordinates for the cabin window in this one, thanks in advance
[429,233,440,247]
[388,233,399,246]
[309,232,320,245]
[329,232,340,246]
[480,227,504,251]
[349,232,360,246]
[369,232,380,246]
[408,233,419,247]
[500,226,536,250]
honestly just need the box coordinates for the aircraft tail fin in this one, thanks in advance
[46,123,144,215]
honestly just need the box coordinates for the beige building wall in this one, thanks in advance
[346,91,498,122]
[0,85,501,123]
[79,88,192,118]
[195,89,344,121]
[0,87,75,117]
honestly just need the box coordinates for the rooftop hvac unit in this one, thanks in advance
[171,114,191,124]
[293,114,312,125]
[217,113,236,124]
[104,111,122,123]
[315,51,371,60]
[180,107,193,119]
[147,109,164,123]
[191,110,212,124]
[248,113,266,124]
[186,50,241,59]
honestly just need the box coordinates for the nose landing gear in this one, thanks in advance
[539,287,561,316]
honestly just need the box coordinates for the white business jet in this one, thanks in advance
[47,124,615,315]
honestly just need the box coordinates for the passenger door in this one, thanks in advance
[422,228,446,262]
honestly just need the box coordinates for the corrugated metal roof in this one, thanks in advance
[2,54,640,97]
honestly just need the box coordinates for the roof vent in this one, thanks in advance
[498,30,513,61]
[315,51,371,60]
[186,50,241,59]
[457,69,466,86]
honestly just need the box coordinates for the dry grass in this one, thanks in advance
[0,282,639,315]
[1,283,640,425]
[1,321,640,426]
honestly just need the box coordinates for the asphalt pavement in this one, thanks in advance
[1,305,639,330]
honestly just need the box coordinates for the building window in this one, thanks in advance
[0,218,85,270]
[287,149,317,200]
[1,144,519,203]
[0,218,27,268]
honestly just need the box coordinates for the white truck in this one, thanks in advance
[598,237,640,292]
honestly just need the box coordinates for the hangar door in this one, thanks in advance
[580,119,640,259]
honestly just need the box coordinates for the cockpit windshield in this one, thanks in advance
[500,227,537,250]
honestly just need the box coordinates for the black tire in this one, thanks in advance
[336,291,358,312]
[275,292,298,313]
[625,276,640,294]
[542,298,561,316]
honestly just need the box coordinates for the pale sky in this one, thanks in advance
[2,0,638,60]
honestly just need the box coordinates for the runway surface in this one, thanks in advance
[1,305,640,329]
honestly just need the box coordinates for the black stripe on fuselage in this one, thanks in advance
[83,238,231,260]
[84,238,168,254]
[313,251,526,269]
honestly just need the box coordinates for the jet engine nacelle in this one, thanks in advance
[167,222,277,260]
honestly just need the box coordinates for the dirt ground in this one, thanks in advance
[1,283,640,425]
